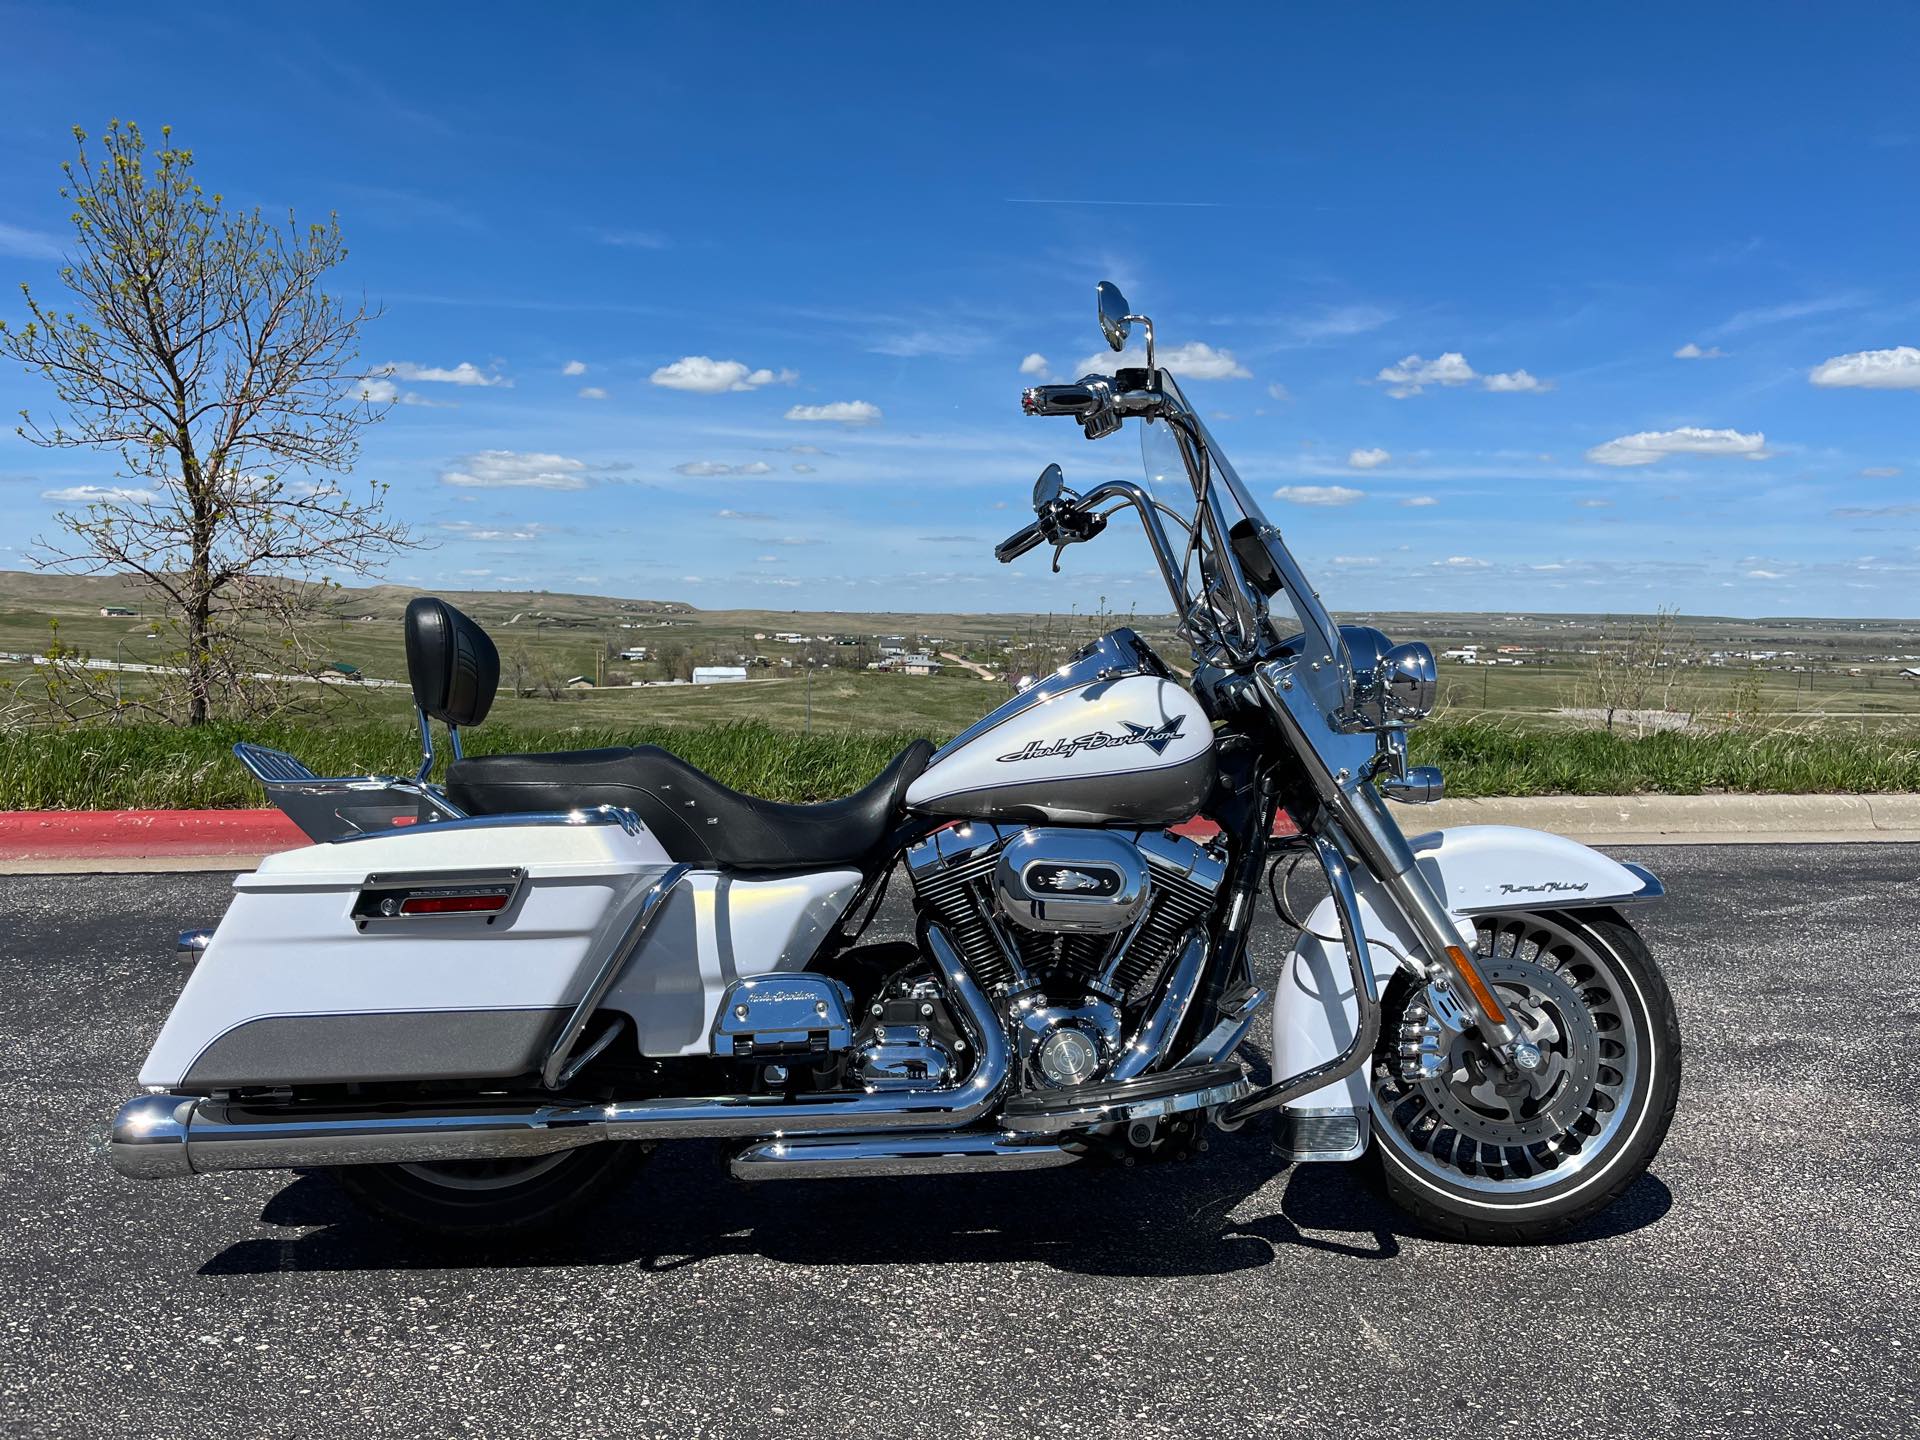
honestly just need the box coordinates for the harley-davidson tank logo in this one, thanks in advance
[1497,880,1591,895]
[996,715,1186,764]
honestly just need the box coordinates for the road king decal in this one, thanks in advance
[1498,879,1591,895]
[997,716,1186,765]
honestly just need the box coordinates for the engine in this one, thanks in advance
[901,823,1226,1092]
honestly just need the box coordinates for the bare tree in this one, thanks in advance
[0,121,413,723]
[1581,606,1683,734]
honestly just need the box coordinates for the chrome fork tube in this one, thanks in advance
[1332,783,1532,1062]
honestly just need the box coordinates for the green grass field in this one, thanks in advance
[6,714,1919,811]
[6,568,1920,806]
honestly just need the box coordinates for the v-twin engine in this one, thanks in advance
[905,822,1225,1090]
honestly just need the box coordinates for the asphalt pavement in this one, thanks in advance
[1,846,1916,1438]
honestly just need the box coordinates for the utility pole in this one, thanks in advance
[806,663,813,735]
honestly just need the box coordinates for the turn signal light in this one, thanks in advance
[1445,944,1510,1027]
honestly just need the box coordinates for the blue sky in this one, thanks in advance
[2,4,1918,618]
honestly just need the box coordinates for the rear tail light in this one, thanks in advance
[352,868,525,927]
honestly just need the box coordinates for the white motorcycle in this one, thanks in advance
[110,282,1681,1244]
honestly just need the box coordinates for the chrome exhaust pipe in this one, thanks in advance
[729,1130,1081,1182]
[110,926,1013,1180]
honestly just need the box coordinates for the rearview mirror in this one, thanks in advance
[1096,281,1131,352]
[1032,462,1065,512]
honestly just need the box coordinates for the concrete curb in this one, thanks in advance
[1,794,1916,874]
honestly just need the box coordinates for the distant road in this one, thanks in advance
[938,650,997,680]
[6,655,407,688]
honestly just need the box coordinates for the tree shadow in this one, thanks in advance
[198,1134,1673,1280]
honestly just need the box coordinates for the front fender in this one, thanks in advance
[1270,824,1661,1131]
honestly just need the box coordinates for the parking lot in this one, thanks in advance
[2,845,1915,1438]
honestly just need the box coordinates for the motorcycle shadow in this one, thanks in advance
[197,1133,1671,1279]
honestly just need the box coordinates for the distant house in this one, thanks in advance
[565,675,595,689]
[99,606,136,617]
[618,647,649,661]
[693,666,748,685]
[901,654,943,676]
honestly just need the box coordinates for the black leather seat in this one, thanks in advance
[446,740,934,870]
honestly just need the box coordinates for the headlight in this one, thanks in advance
[1340,626,1435,728]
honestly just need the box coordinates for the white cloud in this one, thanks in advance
[785,400,882,425]
[356,377,398,404]
[650,357,798,393]
[441,520,544,542]
[1585,426,1768,467]
[1346,447,1391,470]
[673,460,775,477]
[792,463,817,474]
[578,386,608,401]
[1674,343,1726,360]
[562,360,588,377]
[1266,382,1292,402]
[1746,568,1786,580]
[1808,346,1920,391]
[1273,484,1364,507]
[1019,353,1050,376]
[440,450,591,491]
[1482,369,1551,393]
[1433,555,1491,569]
[1862,465,1903,478]
[1080,341,1250,380]
[594,228,669,250]
[1576,498,1613,508]
[1376,352,1476,397]
[41,484,157,504]
[1400,495,1438,507]
[1332,555,1380,566]
[0,222,62,260]
[377,361,508,387]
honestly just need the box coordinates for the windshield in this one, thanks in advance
[1139,373,1351,699]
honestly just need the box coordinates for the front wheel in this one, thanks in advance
[1366,909,1681,1244]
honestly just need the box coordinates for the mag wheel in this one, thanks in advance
[1367,910,1681,1244]
[331,1142,649,1238]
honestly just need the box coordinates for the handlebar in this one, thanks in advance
[994,518,1049,563]
[1021,383,1100,418]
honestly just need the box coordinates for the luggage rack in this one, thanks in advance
[234,742,465,844]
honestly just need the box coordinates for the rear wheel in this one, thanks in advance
[331,1143,649,1238]
[1366,910,1680,1244]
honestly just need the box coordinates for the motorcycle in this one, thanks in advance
[109,282,1681,1244]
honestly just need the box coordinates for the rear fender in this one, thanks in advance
[1271,824,1661,1139]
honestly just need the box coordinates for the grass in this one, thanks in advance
[1414,718,1920,797]
[0,720,919,811]
[4,713,1918,811]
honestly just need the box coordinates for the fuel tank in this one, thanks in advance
[905,629,1214,825]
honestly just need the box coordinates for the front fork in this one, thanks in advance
[1330,782,1544,1073]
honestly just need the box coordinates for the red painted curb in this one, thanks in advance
[0,809,305,859]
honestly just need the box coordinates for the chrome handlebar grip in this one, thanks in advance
[1021,382,1099,417]
[994,519,1048,563]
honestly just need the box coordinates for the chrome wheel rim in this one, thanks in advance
[1372,913,1641,1196]
[395,1152,573,1191]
